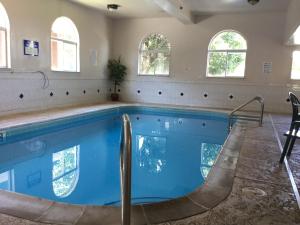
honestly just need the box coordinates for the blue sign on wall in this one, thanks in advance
[24,40,39,56]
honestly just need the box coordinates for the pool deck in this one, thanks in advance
[158,114,300,225]
[0,103,299,225]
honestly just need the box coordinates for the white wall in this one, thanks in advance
[0,0,111,116]
[111,13,299,113]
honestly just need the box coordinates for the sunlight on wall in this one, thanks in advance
[293,26,300,45]
[291,51,300,80]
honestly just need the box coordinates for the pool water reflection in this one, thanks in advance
[0,108,227,205]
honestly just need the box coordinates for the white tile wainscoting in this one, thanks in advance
[0,76,294,116]
[0,74,109,116]
[117,80,293,113]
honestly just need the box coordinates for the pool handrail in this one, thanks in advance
[120,114,132,225]
[228,96,264,130]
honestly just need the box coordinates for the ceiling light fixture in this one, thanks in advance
[107,4,120,11]
[248,0,260,5]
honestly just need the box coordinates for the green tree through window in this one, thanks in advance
[139,34,171,75]
[207,31,247,77]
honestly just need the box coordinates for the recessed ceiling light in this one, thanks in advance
[248,0,260,5]
[107,4,120,11]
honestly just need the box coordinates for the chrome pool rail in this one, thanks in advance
[228,96,264,130]
[120,114,132,225]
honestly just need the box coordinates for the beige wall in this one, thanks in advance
[0,0,111,116]
[111,13,299,113]
[0,0,299,115]
[285,0,300,44]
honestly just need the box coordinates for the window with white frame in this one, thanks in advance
[207,31,247,78]
[138,34,171,76]
[0,2,10,68]
[51,17,79,72]
[291,51,300,80]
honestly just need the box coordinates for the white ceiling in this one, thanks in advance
[69,0,167,19]
[185,0,291,15]
[68,0,291,19]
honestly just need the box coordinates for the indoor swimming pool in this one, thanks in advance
[0,107,228,206]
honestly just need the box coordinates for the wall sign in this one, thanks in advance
[24,40,39,56]
[263,62,272,74]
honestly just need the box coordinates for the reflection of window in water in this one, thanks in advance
[21,138,47,155]
[0,170,14,191]
[23,139,46,152]
[52,146,79,198]
[200,143,222,178]
[137,135,167,173]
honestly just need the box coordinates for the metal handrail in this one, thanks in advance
[228,96,264,130]
[120,114,132,225]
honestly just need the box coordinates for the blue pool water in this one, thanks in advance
[0,107,228,205]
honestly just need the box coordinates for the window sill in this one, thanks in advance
[0,68,12,74]
[138,74,170,77]
[0,67,12,71]
[51,70,80,73]
[206,76,245,79]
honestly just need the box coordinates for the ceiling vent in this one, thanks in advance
[107,4,120,11]
[248,0,260,5]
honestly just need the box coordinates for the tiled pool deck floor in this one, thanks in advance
[272,114,300,194]
[0,104,299,225]
[159,114,300,225]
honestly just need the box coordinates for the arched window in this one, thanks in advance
[138,34,171,76]
[0,2,10,68]
[51,17,79,72]
[52,146,80,198]
[207,30,247,78]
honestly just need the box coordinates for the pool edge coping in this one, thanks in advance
[0,105,245,225]
[0,103,231,131]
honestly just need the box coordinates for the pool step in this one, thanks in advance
[104,197,173,206]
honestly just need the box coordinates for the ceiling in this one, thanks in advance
[68,0,291,19]
[69,0,167,19]
[185,0,291,15]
